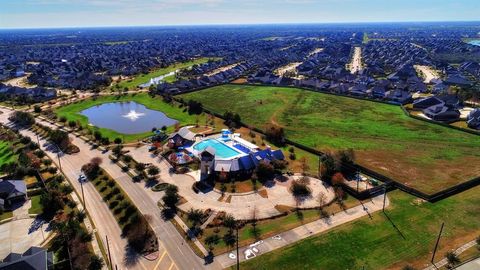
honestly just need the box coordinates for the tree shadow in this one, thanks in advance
[28,216,47,234]
[160,208,176,221]
[123,245,141,267]
[144,178,158,188]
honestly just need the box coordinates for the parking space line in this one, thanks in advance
[167,262,175,270]
[154,250,167,270]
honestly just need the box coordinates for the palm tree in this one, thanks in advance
[223,214,236,232]
[204,234,220,251]
[186,208,204,229]
[446,251,460,266]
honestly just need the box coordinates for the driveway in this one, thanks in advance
[0,216,50,259]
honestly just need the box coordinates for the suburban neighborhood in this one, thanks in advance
[1,2,480,270]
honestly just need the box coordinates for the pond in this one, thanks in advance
[80,101,177,134]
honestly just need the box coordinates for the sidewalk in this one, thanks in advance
[215,194,389,268]
[424,239,478,270]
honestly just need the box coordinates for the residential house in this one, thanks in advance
[0,247,53,270]
[0,179,27,210]
[467,109,480,129]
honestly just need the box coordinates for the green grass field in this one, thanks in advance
[240,187,480,270]
[181,84,480,194]
[28,195,43,215]
[112,57,219,90]
[55,93,207,142]
[0,141,15,169]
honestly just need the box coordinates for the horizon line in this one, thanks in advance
[1,19,480,31]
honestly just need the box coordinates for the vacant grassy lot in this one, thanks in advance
[181,84,480,194]
[55,93,208,142]
[113,57,218,90]
[240,187,480,270]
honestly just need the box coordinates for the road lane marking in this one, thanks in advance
[167,262,175,270]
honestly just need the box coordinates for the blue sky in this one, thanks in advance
[1,0,479,29]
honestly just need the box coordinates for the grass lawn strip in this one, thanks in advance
[239,187,480,270]
[181,84,480,194]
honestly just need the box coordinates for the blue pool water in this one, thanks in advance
[193,139,242,159]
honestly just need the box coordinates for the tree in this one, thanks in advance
[147,166,160,176]
[81,157,102,180]
[49,129,71,151]
[186,208,204,229]
[264,124,285,145]
[33,105,42,113]
[112,145,123,157]
[93,130,102,141]
[255,160,275,181]
[290,179,312,202]
[187,100,203,115]
[88,255,104,270]
[135,163,146,172]
[204,234,220,251]
[68,120,76,128]
[162,192,179,211]
[446,251,460,266]
[223,214,236,232]
[9,111,35,127]
[114,137,122,144]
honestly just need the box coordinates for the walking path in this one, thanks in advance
[424,239,478,270]
[215,194,389,268]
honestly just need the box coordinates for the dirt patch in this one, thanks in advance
[258,189,268,198]
[357,149,480,194]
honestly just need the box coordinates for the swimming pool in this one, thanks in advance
[193,139,243,159]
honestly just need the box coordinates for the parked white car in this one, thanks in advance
[244,249,256,260]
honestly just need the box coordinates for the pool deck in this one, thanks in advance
[188,135,252,160]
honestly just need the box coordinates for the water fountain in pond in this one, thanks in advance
[122,110,145,121]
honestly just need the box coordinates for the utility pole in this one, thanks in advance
[431,222,445,264]
[236,226,240,270]
[106,235,113,270]
[56,145,63,172]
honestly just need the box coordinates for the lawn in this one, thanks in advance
[112,57,219,90]
[239,187,480,270]
[28,194,43,215]
[181,84,480,194]
[0,141,15,169]
[55,93,209,142]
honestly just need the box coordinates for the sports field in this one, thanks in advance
[181,84,480,194]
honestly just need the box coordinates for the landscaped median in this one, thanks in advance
[82,157,159,255]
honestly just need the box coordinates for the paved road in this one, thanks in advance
[457,257,480,270]
[0,108,220,270]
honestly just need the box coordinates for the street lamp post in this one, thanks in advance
[236,226,240,270]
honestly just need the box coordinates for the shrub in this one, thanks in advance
[113,207,123,215]
[109,200,119,209]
